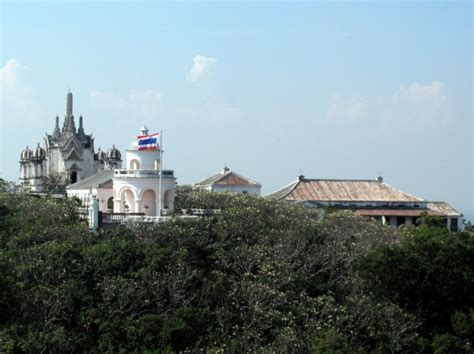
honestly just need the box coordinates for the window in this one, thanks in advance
[107,197,114,211]
[70,171,77,184]
[130,159,140,170]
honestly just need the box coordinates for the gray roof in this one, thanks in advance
[66,170,114,191]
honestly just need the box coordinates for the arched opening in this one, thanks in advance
[154,159,160,171]
[141,189,157,216]
[129,159,140,170]
[107,197,114,212]
[120,189,135,213]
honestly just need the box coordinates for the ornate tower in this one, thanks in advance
[62,89,76,134]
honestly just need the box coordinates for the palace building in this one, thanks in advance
[19,91,121,192]
[267,175,463,231]
[67,126,176,216]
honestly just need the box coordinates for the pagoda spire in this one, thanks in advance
[78,114,85,137]
[62,89,76,134]
[53,115,60,138]
[66,88,73,117]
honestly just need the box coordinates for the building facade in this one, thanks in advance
[19,91,121,192]
[193,166,262,196]
[112,127,176,216]
[67,127,176,216]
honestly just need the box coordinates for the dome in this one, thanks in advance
[94,148,106,161]
[21,146,32,161]
[106,145,121,160]
[31,143,46,159]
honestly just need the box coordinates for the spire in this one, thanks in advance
[66,88,73,117]
[62,89,76,134]
[78,115,85,136]
[53,115,60,138]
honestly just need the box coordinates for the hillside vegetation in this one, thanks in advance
[0,185,473,353]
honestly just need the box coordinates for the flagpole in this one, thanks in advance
[158,130,163,217]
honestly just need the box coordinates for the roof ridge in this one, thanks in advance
[303,178,379,182]
[192,170,225,185]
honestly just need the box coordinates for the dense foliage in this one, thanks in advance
[0,188,472,352]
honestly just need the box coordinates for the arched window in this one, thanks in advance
[107,197,114,211]
[130,159,140,170]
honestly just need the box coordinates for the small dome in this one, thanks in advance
[94,148,106,161]
[32,143,46,159]
[106,145,121,160]
[21,146,32,161]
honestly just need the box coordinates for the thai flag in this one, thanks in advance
[137,132,160,151]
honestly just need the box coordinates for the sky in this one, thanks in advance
[1,1,473,222]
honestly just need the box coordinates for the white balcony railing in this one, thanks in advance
[114,169,174,178]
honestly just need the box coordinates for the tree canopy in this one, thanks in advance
[0,188,472,352]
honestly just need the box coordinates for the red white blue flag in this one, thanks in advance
[137,132,160,151]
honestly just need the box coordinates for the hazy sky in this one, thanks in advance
[1,1,472,221]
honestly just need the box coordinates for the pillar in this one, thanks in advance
[134,200,142,214]
[114,199,122,213]
[88,194,99,230]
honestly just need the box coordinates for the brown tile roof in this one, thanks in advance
[98,179,113,189]
[427,202,462,217]
[194,169,261,187]
[267,178,423,203]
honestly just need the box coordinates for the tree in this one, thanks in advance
[360,226,474,348]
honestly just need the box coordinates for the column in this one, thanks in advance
[114,199,122,213]
[134,200,142,214]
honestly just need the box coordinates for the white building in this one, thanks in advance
[66,170,115,212]
[19,90,121,192]
[193,166,262,196]
[67,127,176,217]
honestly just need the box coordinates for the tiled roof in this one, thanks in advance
[267,178,423,203]
[427,202,462,217]
[67,170,114,191]
[194,169,261,187]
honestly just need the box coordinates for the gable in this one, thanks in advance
[217,173,255,186]
[62,136,82,161]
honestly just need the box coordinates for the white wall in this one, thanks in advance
[113,175,176,215]
[126,150,161,170]
[211,184,261,196]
